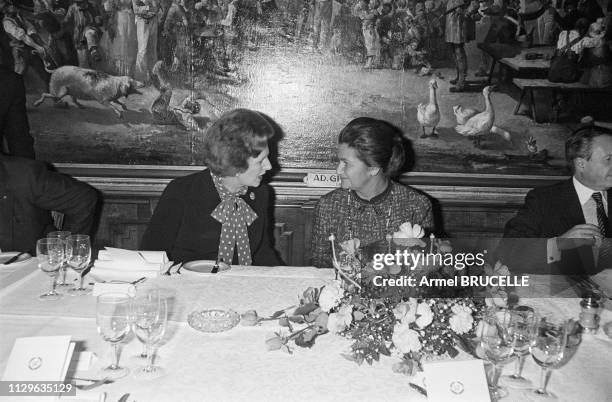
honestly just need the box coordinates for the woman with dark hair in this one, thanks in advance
[141,108,283,266]
[310,117,434,268]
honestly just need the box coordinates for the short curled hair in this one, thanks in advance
[338,117,405,177]
[202,109,274,176]
[565,122,612,173]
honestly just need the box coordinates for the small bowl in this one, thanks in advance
[187,309,240,333]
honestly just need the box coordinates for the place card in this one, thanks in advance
[303,172,341,188]
[2,336,75,382]
[423,360,490,402]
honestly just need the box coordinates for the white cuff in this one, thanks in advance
[547,237,562,264]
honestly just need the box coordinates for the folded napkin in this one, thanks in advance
[90,248,171,282]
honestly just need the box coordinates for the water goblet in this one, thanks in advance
[501,306,539,388]
[480,307,518,400]
[96,293,131,379]
[132,289,168,379]
[529,316,569,399]
[47,231,71,286]
[36,238,64,301]
[65,235,92,295]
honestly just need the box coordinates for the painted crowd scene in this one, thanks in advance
[1,0,611,175]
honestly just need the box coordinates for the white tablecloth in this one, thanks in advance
[0,261,611,402]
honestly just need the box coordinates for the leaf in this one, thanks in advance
[379,343,391,356]
[353,311,366,321]
[341,352,358,362]
[287,315,306,324]
[294,329,318,348]
[279,317,290,327]
[452,333,479,359]
[294,302,319,316]
[269,309,287,319]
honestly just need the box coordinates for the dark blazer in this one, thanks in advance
[501,179,612,276]
[0,65,35,158]
[141,169,283,266]
[0,156,98,253]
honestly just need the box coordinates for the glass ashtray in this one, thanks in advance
[187,309,240,333]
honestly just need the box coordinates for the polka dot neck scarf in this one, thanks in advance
[210,173,257,266]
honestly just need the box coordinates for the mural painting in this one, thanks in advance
[3,0,611,175]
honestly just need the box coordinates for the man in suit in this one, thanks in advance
[0,155,98,253]
[501,123,612,276]
[0,2,35,158]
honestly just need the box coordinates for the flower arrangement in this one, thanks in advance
[253,222,513,375]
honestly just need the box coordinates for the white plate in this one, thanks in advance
[182,260,230,274]
[0,252,33,266]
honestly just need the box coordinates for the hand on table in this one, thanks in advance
[556,224,603,250]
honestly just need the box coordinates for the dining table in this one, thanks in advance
[0,259,611,402]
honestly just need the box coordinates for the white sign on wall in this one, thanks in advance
[303,172,341,188]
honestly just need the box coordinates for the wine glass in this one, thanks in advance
[36,238,64,301]
[501,306,539,388]
[65,235,92,295]
[480,307,518,400]
[132,289,168,379]
[96,293,131,379]
[529,316,569,399]
[47,231,71,287]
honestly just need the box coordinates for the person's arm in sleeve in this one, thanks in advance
[252,186,283,266]
[500,189,550,273]
[140,180,183,257]
[413,193,434,234]
[30,164,97,235]
[2,73,35,158]
[310,198,332,268]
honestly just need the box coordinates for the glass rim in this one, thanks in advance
[97,292,133,302]
[36,237,63,245]
[47,231,72,238]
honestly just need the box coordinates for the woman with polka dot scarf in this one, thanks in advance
[141,108,283,266]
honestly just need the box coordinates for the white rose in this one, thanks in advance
[393,222,426,248]
[415,302,433,328]
[327,304,353,333]
[449,305,474,334]
[318,280,344,312]
[340,238,360,256]
[392,299,417,324]
[485,261,511,277]
[392,322,422,354]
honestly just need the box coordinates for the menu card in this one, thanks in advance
[2,336,75,382]
[423,360,490,402]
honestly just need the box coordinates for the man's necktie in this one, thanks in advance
[591,192,609,236]
[591,192,612,269]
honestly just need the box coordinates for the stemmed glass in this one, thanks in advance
[47,231,71,287]
[96,293,131,379]
[529,316,569,399]
[36,238,64,301]
[132,290,168,379]
[480,308,518,400]
[65,235,92,295]
[501,306,539,388]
